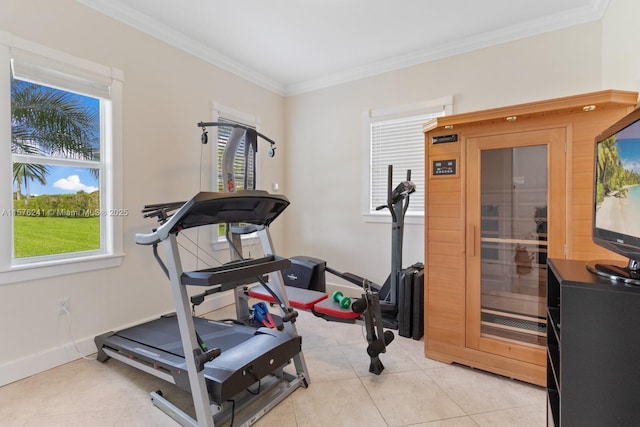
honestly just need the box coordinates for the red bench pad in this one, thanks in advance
[313,297,361,320]
[248,284,327,310]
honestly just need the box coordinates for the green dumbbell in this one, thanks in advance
[332,291,351,309]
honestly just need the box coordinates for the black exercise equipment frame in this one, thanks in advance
[325,164,416,329]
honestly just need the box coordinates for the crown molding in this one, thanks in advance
[78,0,286,95]
[79,0,609,97]
[284,0,610,96]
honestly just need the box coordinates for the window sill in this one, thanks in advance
[0,252,125,285]
[363,213,424,225]
[212,235,260,252]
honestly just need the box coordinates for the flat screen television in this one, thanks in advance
[588,106,640,284]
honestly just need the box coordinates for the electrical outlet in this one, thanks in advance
[58,297,70,315]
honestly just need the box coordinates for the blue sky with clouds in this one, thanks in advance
[21,166,99,196]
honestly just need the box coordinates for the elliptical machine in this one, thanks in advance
[325,164,419,330]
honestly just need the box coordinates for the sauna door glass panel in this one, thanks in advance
[480,145,547,347]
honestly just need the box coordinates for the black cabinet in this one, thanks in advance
[547,258,640,426]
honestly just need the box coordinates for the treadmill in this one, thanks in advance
[95,190,310,427]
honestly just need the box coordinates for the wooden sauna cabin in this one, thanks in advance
[423,90,639,386]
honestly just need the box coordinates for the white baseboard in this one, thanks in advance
[325,281,363,298]
[0,291,234,387]
[193,289,235,316]
[0,330,98,387]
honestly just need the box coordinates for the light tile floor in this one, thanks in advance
[0,306,546,426]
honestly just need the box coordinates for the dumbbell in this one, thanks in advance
[332,291,351,309]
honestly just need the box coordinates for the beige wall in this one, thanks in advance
[1,0,640,385]
[283,22,606,287]
[0,0,285,384]
[603,0,640,90]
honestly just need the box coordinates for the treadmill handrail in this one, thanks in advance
[136,190,289,245]
[136,195,198,245]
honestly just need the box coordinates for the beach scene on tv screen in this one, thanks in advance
[595,128,640,238]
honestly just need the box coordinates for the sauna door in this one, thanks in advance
[466,128,565,365]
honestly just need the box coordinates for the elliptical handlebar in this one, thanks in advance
[375,165,415,222]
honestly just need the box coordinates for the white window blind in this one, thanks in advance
[216,116,256,192]
[10,48,112,99]
[369,111,442,215]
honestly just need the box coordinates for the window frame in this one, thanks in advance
[363,96,453,224]
[0,31,124,284]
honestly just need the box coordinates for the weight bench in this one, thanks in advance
[247,282,392,373]
[247,284,361,320]
[248,284,328,310]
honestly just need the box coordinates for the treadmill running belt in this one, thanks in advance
[115,316,255,358]
[97,313,303,403]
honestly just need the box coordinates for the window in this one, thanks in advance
[0,32,124,283]
[210,104,260,242]
[215,116,256,193]
[11,80,102,259]
[365,97,453,223]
